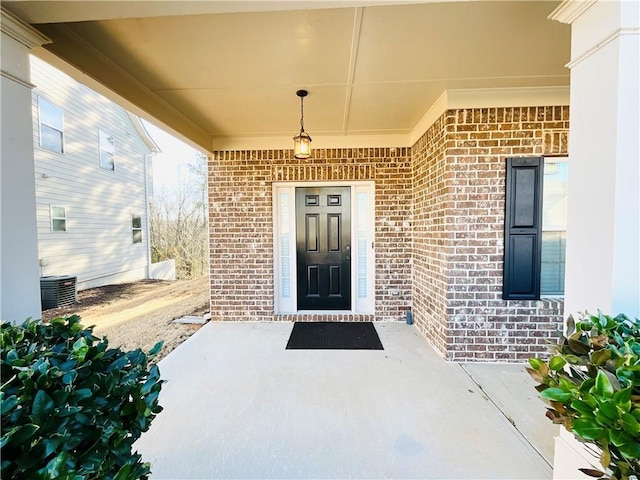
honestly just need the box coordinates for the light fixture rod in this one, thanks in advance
[297,89,308,132]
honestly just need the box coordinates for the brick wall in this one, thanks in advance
[412,115,450,357]
[208,151,274,321]
[412,106,569,361]
[209,106,569,362]
[208,148,412,322]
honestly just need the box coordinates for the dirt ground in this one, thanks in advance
[42,276,210,362]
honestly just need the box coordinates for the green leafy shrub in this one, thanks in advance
[527,312,640,480]
[1,315,163,480]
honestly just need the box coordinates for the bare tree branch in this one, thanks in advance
[150,154,208,279]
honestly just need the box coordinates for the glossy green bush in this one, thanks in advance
[1,316,163,480]
[528,312,640,480]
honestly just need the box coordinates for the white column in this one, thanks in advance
[554,0,640,319]
[0,8,51,322]
[549,1,639,478]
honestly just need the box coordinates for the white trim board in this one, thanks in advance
[273,181,375,315]
[409,87,570,145]
[211,86,570,151]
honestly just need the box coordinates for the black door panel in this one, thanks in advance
[296,187,351,310]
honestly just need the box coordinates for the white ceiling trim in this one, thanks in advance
[409,86,570,145]
[409,90,450,146]
[549,0,597,24]
[0,7,50,48]
[446,86,570,109]
[211,133,410,151]
[341,7,364,134]
[213,86,570,150]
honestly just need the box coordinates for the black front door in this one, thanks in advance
[296,187,351,310]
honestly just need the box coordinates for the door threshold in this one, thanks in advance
[274,313,376,322]
[295,310,355,315]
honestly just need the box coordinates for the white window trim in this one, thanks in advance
[541,156,569,297]
[50,205,67,232]
[37,96,64,154]
[273,181,375,315]
[542,156,569,230]
[132,214,143,244]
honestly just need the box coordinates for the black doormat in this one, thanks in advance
[286,322,384,350]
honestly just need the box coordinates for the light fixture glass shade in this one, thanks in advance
[293,130,312,159]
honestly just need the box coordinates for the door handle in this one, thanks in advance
[345,245,351,261]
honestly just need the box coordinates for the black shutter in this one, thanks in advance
[503,157,543,300]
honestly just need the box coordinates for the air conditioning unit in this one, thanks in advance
[40,275,77,309]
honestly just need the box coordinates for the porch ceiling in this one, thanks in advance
[4,1,570,152]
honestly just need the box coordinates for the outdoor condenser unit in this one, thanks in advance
[40,275,77,309]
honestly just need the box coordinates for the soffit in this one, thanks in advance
[4,1,570,151]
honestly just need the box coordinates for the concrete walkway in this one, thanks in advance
[135,322,558,479]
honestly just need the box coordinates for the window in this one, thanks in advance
[38,97,64,153]
[541,160,568,295]
[132,214,142,244]
[503,157,568,300]
[51,205,67,232]
[99,129,115,170]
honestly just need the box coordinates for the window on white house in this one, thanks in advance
[51,205,67,232]
[99,129,116,170]
[38,97,64,153]
[132,214,142,244]
[541,159,568,295]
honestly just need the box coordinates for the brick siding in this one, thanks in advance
[412,116,451,357]
[209,105,568,362]
[209,148,412,323]
[412,106,568,361]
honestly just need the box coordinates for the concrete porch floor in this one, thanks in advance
[135,322,559,479]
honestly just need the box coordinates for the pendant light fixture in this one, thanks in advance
[293,89,312,159]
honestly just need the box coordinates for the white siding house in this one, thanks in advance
[31,56,159,291]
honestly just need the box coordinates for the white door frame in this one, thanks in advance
[273,181,375,314]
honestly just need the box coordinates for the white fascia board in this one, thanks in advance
[127,113,161,154]
[211,134,410,151]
